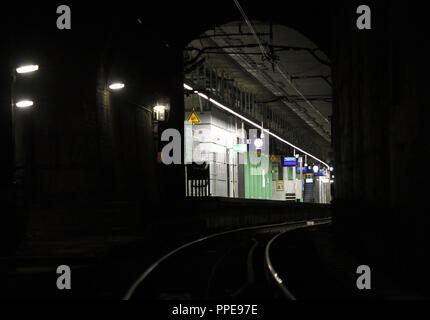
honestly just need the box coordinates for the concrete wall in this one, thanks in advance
[147,197,331,236]
[3,10,185,241]
[332,1,430,290]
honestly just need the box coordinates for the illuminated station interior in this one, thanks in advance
[182,22,333,203]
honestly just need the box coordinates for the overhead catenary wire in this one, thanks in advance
[232,0,330,127]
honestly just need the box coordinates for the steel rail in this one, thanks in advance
[123,217,331,300]
[264,218,332,300]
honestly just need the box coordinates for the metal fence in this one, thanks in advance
[186,163,210,197]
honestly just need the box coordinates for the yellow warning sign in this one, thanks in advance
[187,111,201,123]
[270,154,277,161]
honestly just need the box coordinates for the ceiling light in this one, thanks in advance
[16,64,39,74]
[109,82,125,90]
[16,100,34,108]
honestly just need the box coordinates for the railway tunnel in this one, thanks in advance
[1,0,429,299]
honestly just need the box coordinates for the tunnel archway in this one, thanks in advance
[182,20,333,201]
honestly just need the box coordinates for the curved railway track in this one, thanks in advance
[124,218,331,300]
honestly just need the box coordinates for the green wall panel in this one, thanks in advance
[244,153,272,200]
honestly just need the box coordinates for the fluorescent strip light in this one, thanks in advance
[184,84,193,90]
[197,92,208,100]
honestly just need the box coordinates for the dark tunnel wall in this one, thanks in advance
[332,1,430,290]
[1,7,187,240]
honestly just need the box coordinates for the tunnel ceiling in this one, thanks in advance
[189,21,332,148]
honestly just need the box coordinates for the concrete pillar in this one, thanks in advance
[332,1,430,289]
[157,47,186,212]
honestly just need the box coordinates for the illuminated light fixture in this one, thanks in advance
[254,138,263,149]
[332,175,335,179]
[306,178,313,183]
[295,154,299,158]
[313,165,319,173]
[197,92,208,100]
[154,104,168,121]
[330,180,334,183]
[184,83,329,169]
[329,166,334,172]
[109,82,125,90]
[154,105,166,112]
[184,84,193,90]
[16,100,34,108]
[16,64,39,74]
[304,163,308,167]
